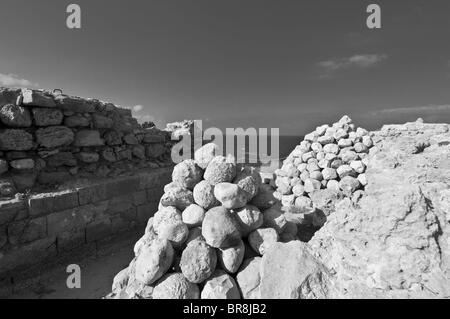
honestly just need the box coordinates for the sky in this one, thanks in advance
[1,0,450,135]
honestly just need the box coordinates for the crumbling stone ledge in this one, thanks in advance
[0,167,172,276]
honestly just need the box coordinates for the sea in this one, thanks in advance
[204,135,303,171]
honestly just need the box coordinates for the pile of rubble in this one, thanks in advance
[274,115,374,228]
[108,143,295,299]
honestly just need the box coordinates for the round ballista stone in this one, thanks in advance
[202,206,241,248]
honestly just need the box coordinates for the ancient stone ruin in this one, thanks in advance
[0,87,178,277]
[109,119,449,299]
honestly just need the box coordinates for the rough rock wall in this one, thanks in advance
[0,87,180,278]
[0,87,172,198]
[261,120,450,299]
[309,121,450,298]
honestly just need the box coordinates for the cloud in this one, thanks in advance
[373,104,450,115]
[0,73,39,88]
[317,54,388,78]
[132,104,144,112]
[367,104,450,125]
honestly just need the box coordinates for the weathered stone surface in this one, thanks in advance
[263,205,287,234]
[0,104,32,127]
[157,219,189,248]
[38,170,71,185]
[36,126,74,148]
[10,158,34,170]
[93,114,113,129]
[32,108,63,126]
[182,204,205,228]
[202,206,241,248]
[172,160,203,190]
[204,156,236,185]
[217,239,245,274]
[260,241,330,299]
[236,257,262,299]
[233,166,262,201]
[193,180,219,210]
[160,186,194,211]
[214,183,247,210]
[194,143,219,169]
[123,133,139,145]
[135,238,174,285]
[74,130,104,147]
[1,185,18,207]
[248,228,278,255]
[104,130,122,146]
[181,240,217,283]
[64,115,90,127]
[153,273,200,299]
[310,122,450,298]
[77,152,99,163]
[234,205,263,236]
[153,206,182,233]
[22,89,56,108]
[250,184,277,210]
[201,270,241,299]
[146,143,165,158]
[0,159,8,175]
[0,129,33,151]
[46,152,77,167]
[132,145,146,159]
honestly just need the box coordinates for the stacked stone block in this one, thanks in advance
[0,167,172,277]
[0,88,172,198]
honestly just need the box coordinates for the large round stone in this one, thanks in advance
[180,240,217,283]
[152,273,200,299]
[236,257,262,299]
[135,238,174,285]
[201,270,241,299]
[160,186,194,211]
[153,206,182,234]
[234,205,263,237]
[214,183,247,210]
[233,166,262,201]
[194,143,219,169]
[193,180,219,210]
[0,104,32,127]
[202,206,241,248]
[217,239,245,274]
[172,159,203,190]
[157,220,189,247]
[182,204,205,228]
[204,156,236,185]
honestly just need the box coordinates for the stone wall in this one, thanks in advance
[0,87,177,277]
[0,87,172,197]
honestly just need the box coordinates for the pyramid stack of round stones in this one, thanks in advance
[274,115,373,219]
[109,143,288,299]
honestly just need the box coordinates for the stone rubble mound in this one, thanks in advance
[252,120,450,299]
[108,143,289,299]
[274,115,374,229]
